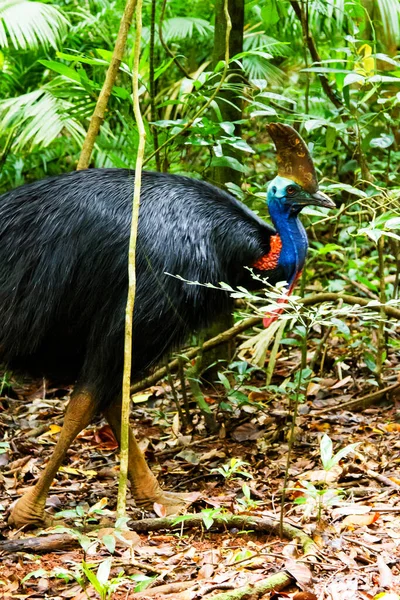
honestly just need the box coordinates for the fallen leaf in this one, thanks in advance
[40,424,62,437]
[232,422,265,441]
[306,382,320,397]
[377,555,393,588]
[384,423,400,432]
[198,563,214,579]
[131,391,153,403]
[176,449,200,464]
[331,375,352,389]
[285,559,313,585]
[298,465,342,484]
[342,513,380,529]
[153,502,167,517]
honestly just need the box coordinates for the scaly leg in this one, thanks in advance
[103,399,194,515]
[9,391,96,528]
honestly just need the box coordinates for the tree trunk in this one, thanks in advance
[211,0,244,189]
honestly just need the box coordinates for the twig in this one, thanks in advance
[165,358,187,428]
[155,434,218,456]
[341,274,377,300]
[0,534,77,554]
[178,356,192,425]
[130,580,196,597]
[77,0,137,170]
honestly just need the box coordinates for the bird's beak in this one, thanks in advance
[309,190,335,209]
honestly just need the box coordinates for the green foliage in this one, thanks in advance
[173,507,229,530]
[211,458,253,480]
[1,0,399,405]
[320,434,359,472]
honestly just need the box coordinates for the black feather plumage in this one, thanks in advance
[0,168,276,408]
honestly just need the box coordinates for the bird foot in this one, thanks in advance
[9,492,53,530]
[135,489,200,516]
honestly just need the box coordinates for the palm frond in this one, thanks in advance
[244,32,292,57]
[161,17,213,41]
[0,85,85,150]
[0,0,68,50]
[375,0,400,45]
[243,55,285,85]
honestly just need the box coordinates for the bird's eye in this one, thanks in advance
[286,186,296,196]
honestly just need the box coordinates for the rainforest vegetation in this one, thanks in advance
[0,0,400,598]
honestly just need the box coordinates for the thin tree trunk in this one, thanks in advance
[205,0,244,380]
[76,0,137,170]
[116,0,146,518]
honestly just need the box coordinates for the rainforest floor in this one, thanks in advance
[1,359,400,600]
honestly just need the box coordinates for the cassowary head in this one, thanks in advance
[266,123,335,214]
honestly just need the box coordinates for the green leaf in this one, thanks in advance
[261,1,280,26]
[210,156,249,173]
[22,569,48,583]
[320,434,333,470]
[326,126,337,151]
[102,534,116,554]
[39,60,82,83]
[217,372,231,390]
[330,443,360,467]
[343,73,365,87]
[385,217,400,230]
[97,558,112,587]
[331,318,350,336]
[131,574,157,593]
[370,134,393,149]
[82,562,103,595]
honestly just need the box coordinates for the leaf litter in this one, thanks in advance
[0,358,400,600]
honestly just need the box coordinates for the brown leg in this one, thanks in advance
[103,399,194,515]
[9,391,96,529]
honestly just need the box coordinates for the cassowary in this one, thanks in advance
[1,123,334,528]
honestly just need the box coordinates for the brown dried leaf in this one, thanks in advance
[377,555,393,588]
[285,559,313,585]
[342,513,380,529]
[232,422,265,442]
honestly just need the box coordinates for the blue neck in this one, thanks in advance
[268,196,308,285]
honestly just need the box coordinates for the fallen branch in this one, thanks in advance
[130,580,196,597]
[202,572,292,600]
[0,514,315,557]
[0,533,76,554]
[313,382,400,414]
[128,514,317,557]
[131,292,400,393]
